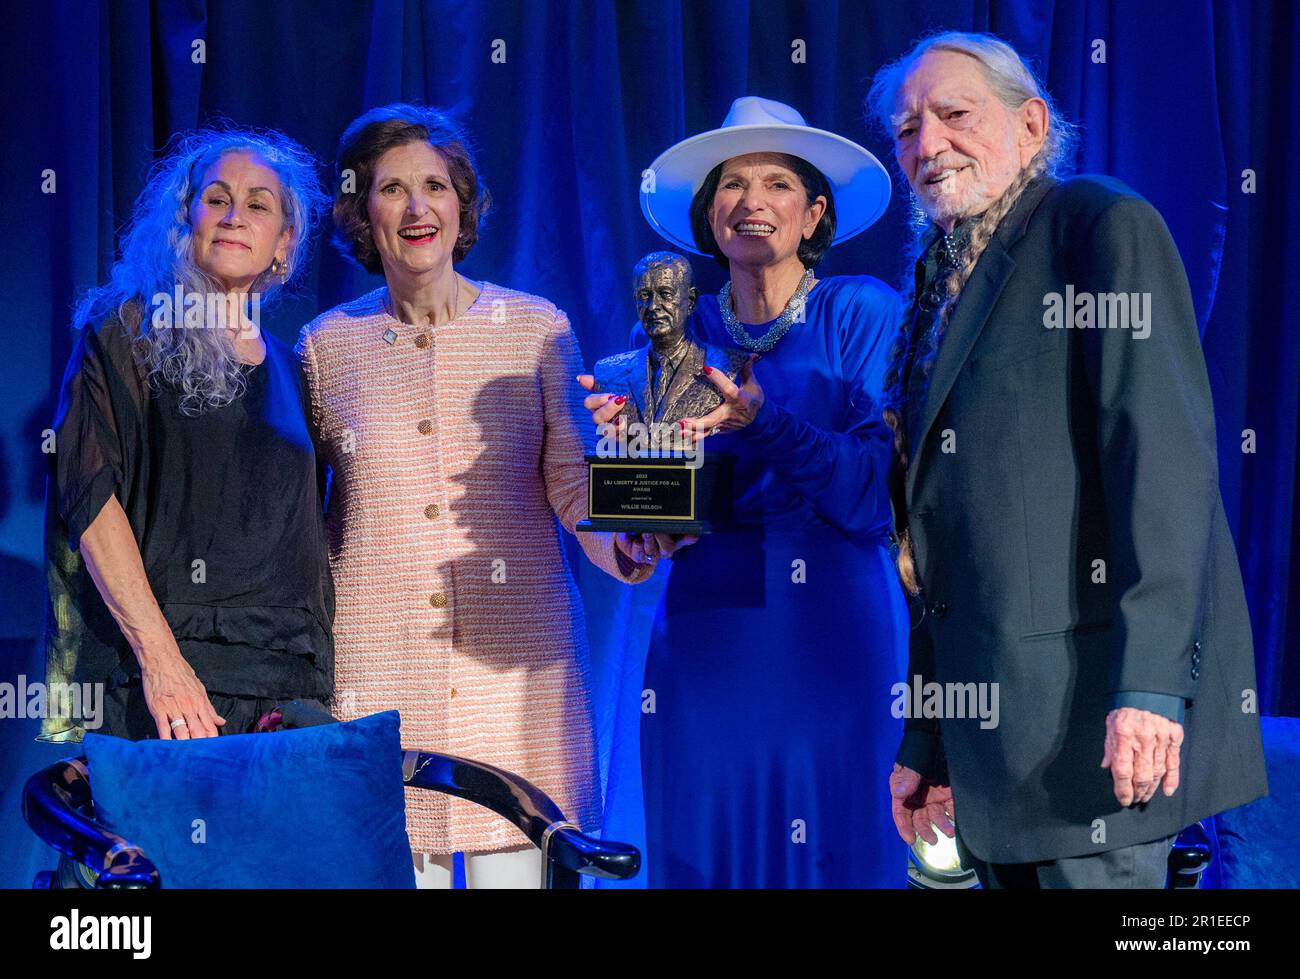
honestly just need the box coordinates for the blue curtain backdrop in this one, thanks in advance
[0,0,1296,887]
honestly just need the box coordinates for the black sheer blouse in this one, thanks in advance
[41,311,334,739]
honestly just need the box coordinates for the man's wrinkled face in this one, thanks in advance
[635,263,696,344]
[891,50,1040,229]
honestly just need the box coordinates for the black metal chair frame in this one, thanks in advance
[22,704,640,890]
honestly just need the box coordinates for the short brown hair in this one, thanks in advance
[331,103,490,274]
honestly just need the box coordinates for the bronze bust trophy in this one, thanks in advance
[577,252,749,534]
[594,252,751,440]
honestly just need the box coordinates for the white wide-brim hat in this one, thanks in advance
[640,96,892,256]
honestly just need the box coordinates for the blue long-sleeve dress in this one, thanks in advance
[640,274,911,887]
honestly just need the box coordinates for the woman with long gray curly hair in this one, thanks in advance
[42,127,334,744]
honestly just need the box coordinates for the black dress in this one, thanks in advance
[41,312,334,741]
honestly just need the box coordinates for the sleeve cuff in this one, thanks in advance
[64,467,121,552]
[1111,691,1186,725]
[895,729,948,783]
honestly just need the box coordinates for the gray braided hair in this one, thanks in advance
[865,31,1078,597]
[883,155,1047,597]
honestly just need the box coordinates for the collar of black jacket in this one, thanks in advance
[902,172,1058,499]
[991,171,1057,249]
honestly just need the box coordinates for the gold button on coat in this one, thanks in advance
[429,593,447,608]
[424,503,441,519]
[414,333,431,349]
[417,419,433,435]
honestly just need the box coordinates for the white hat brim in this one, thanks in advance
[640,123,893,256]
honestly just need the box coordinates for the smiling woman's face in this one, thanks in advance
[366,140,461,282]
[708,152,826,270]
[189,151,290,293]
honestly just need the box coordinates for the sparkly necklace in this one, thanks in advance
[718,268,815,352]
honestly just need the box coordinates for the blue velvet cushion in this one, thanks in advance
[83,710,416,888]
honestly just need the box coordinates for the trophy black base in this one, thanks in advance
[577,516,712,535]
[575,453,728,536]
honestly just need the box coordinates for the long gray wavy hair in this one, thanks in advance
[865,32,1080,596]
[75,127,327,415]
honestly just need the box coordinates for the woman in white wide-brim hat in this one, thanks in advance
[580,97,911,887]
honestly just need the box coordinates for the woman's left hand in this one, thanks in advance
[616,531,700,565]
[680,355,764,443]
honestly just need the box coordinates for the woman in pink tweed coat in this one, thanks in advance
[297,104,676,888]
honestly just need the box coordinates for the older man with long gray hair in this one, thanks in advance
[870,31,1267,888]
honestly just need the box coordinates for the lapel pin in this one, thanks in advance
[382,328,398,345]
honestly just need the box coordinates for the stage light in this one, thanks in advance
[907,822,979,889]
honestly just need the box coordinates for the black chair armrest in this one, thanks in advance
[402,751,640,886]
[276,699,641,885]
[22,758,159,889]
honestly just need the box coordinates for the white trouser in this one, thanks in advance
[412,844,544,889]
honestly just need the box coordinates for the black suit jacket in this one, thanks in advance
[894,174,1268,864]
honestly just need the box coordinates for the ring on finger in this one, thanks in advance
[170,718,188,731]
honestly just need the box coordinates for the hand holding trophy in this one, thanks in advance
[576,251,750,537]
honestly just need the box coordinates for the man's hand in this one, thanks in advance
[890,763,956,846]
[1101,707,1184,805]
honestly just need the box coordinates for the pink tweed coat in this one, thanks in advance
[297,282,653,854]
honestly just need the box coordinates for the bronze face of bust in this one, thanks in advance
[635,252,697,368]
[593,251,750,449]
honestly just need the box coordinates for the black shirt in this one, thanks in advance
[42,311,334,738]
